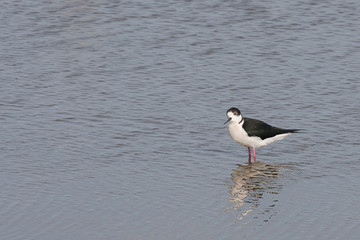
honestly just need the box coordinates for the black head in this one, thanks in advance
[224,107,242,124]
[226,107,241,116]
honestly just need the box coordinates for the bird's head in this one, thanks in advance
[224,107,243,125]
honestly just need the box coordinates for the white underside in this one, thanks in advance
[228,122,292,149]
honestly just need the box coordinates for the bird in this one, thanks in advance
[224,107,299,163]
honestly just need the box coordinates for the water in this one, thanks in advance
[1,0,360,239]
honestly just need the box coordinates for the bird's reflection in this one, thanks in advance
[228,162,286,221]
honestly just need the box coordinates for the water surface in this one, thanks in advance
[1,0,360,239]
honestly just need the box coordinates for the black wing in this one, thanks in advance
[243,117,299,140]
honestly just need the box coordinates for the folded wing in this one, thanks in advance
[243,118,299,140]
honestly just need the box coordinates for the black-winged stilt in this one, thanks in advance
[225,107,299,163]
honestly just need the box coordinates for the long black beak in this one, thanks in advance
[224,118,231,125]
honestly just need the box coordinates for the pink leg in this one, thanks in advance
[248,147,252,163]
[253,148,256,163]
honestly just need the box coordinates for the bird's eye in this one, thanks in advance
[234,112,237,115]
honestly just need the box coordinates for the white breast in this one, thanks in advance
[228,122,293,149]
[228,122,267,149]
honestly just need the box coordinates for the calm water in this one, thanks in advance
[1,0,360,239]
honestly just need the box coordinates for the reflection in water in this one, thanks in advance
[228,162,285,221]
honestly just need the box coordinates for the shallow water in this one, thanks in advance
[1,0,360,239]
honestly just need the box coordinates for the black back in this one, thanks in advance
[243,117,298,140]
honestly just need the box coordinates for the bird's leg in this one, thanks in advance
[253,148,256,163]
[248,147,252,163]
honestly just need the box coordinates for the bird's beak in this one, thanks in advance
[224,118,231,125]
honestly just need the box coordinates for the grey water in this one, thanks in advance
[1,0,359,239]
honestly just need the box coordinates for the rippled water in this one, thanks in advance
[1,1,360,239]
